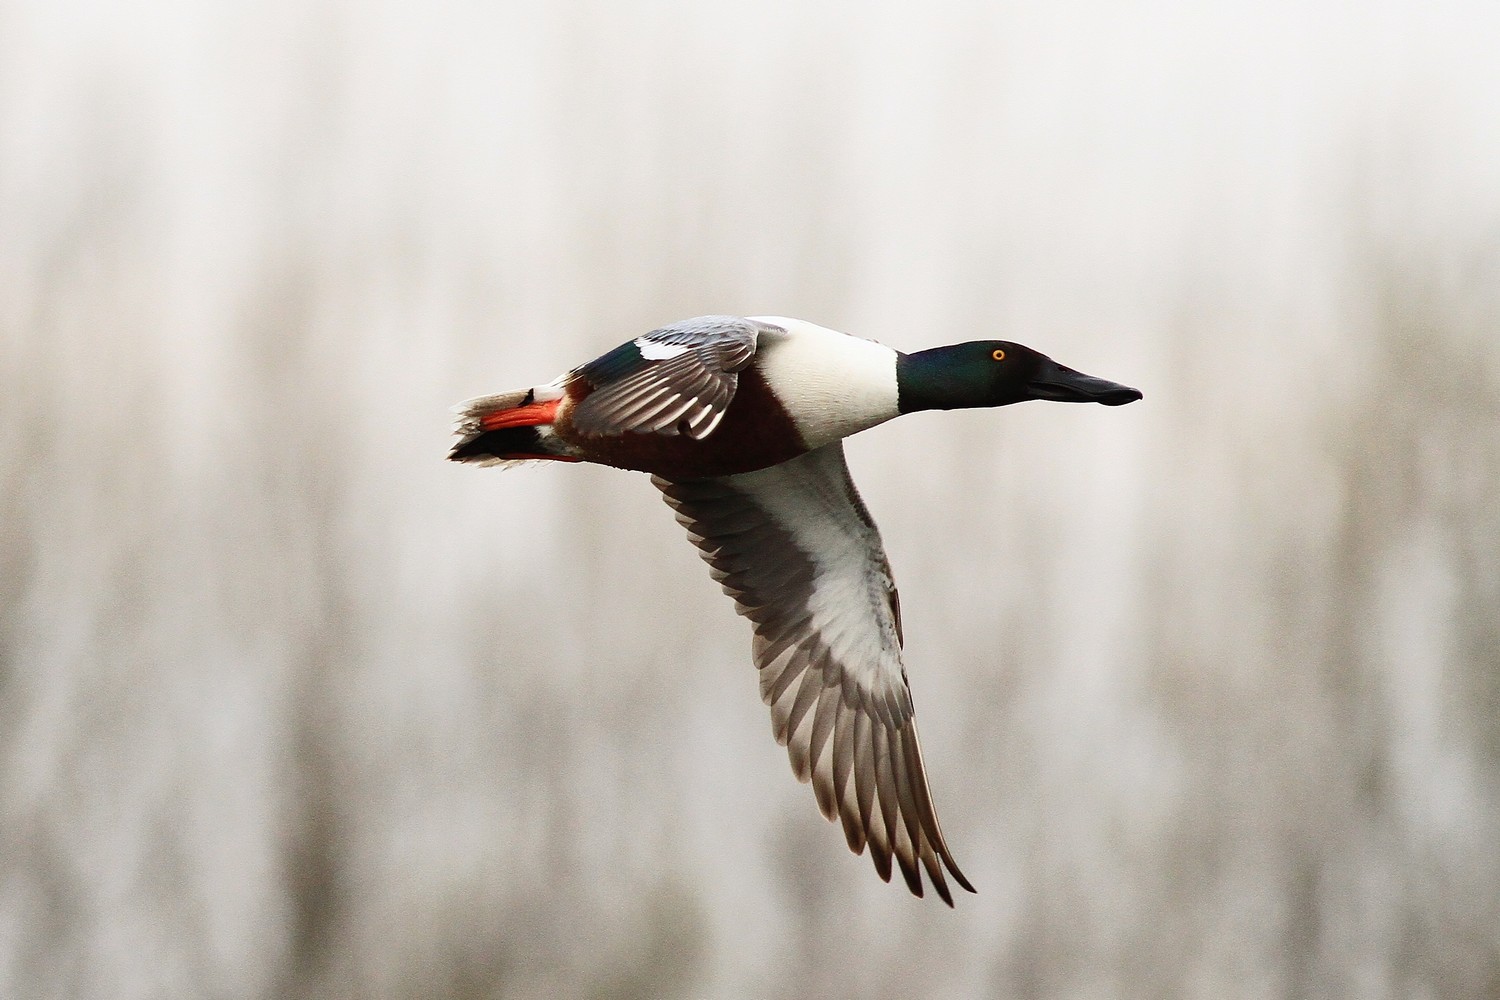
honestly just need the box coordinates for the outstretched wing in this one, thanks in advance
[568,316,775,439]
[654,443,974,904]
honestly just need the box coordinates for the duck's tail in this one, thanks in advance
[448,385,578,467]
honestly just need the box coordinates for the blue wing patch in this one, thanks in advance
[569,316,774,439]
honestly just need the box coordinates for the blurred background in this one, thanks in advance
[3,1,1498,997]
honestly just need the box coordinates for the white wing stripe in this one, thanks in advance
[635,337,691,360]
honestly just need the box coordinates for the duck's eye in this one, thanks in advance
[991,348,1006,361]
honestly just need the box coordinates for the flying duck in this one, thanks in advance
[449,315,1141,905]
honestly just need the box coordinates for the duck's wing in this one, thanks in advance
[654,443,974,904]
[568,316,778,440]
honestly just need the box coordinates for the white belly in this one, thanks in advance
[749,317,901,450]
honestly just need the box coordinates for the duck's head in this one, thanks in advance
[896,341,1143,414]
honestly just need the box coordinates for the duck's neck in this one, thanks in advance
[896,347,993,413]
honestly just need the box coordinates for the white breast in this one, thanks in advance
[748,316,901,449]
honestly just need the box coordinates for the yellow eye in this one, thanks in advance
[991,348,1006,361]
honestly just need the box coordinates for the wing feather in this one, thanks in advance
[569,316,770,438]
[654,443,974,903]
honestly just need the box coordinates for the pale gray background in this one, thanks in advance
[2,1,1497,998]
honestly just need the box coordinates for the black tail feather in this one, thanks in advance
[448,425,550,465]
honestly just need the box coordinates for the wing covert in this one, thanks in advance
[569,316,773,439]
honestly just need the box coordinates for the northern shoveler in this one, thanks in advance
[450,315,1141,905]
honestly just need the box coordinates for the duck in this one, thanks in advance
[449,315,1141,905]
